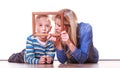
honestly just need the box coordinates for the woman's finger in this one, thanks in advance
[47,34,52,40]
[60,31,66,34]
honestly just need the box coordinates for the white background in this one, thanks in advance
[0,0,120,60]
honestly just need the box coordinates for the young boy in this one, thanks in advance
[24,15,55,64]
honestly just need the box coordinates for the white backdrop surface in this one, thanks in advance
[0,0,120,60]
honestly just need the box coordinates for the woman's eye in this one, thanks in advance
[55,24,61,27]
[58,24,61,27]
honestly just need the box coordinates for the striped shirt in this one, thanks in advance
[24,35,55,64]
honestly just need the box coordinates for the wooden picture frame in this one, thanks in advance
[32,11,64,36]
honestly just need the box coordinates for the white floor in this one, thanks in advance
[0,61,120,68]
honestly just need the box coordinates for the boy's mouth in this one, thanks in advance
[42,32,47,33]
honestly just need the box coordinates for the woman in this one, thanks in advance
[52,9,99,64]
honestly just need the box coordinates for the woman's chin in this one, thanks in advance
[55,31,60,34]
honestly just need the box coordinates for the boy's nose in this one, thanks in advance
[42,26,46,30]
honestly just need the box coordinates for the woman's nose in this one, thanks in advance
[55,25,58,30]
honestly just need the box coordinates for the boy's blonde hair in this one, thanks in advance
[35,15,50,23]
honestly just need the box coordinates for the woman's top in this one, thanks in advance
[56,22,99,64]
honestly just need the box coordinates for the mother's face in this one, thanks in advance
[54,18,62,34]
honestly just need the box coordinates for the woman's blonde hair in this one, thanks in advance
[56,9,78,46]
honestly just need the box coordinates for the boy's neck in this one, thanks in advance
[38,37,47,42]
[37,37,47,46]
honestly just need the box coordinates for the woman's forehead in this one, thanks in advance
[55,18,61,24]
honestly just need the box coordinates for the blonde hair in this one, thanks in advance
[56,9,78,46]
[35,15,49,22]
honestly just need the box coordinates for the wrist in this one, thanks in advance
[56,44,63,50]
[67,41,76,52]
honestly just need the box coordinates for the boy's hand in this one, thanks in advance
[46,55,53,64]
[39,56,46,64]
[39,55,53,64]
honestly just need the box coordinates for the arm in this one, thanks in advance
[48,36,67,64]
[24,36,39,64]
[71,23,93,63]
[56,49,67,64]
[45,41,56,62]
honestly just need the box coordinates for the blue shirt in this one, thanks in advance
[24,35,55,64]
[56,22,99,64]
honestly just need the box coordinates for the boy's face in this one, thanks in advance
[36,17,51,35]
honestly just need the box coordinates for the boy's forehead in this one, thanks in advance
[36,17,51,24]
[36,16,48,20]
[36,17,49,21]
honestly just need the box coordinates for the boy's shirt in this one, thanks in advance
[24,35,55,64]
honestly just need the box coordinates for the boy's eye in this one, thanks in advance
[39,24,42,26]
[46,25,50,27]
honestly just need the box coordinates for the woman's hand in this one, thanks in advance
[60,31,70,45]
[47,34,62,50]
[60,31,76,52]
[47,34,57,42]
